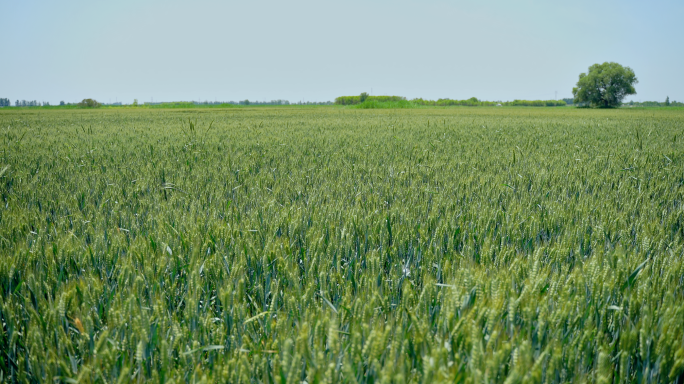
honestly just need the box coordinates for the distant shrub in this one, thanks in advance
[335,96,358,105]
[78,99,101,108]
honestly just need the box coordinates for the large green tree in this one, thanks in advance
[573,62,637,108]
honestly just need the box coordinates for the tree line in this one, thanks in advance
[13,100,49,107]
[335,94,568,107]
[335,95,406,105]
[412,98,567,107]
[625,98,683,107]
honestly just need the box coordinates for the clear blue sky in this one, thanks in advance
[1,0,682,104]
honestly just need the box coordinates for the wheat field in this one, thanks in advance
[0,107,683,383]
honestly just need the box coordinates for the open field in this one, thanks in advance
[1,107,683,383]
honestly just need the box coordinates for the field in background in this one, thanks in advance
[1,107,683,383]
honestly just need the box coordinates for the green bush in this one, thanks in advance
[77,98,101,108]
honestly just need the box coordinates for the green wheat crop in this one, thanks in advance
[0,107,683,383]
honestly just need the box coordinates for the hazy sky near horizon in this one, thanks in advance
[1,0,682,104]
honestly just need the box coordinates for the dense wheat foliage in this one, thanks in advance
[1,107,683,383]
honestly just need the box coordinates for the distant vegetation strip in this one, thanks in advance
[351,100,418,109]
[412,97,567,107]
[3,97,683,109]
[147,102,239,109]
[335,95,407,105]
[625,100,684,107]
[336,95,567,107]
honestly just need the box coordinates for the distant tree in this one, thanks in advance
[78,99,101,108]
[665,96,670,106]
[133,99,138,107]
[60,101,65,106]
[573,62,637,108]
[360,92,369,103]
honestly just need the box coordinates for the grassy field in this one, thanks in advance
[1,107,683,383]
